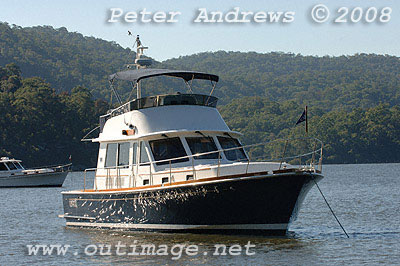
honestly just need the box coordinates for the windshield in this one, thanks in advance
[186,137,218,159]
[217,136,248,162]
[6,162,17,170]
[149,137,189,165]
[14,162,24,169]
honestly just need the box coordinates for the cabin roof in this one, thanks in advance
[95,104,235,142]
[93,129,242,143]
[99,93,219,133]
[109,69,219,83]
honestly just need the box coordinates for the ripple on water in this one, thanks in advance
[1,164,400,265]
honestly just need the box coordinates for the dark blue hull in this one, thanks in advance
[62,171,322,235]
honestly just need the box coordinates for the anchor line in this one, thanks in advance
[312,177,350,238]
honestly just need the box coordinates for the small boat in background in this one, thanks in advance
[0,157,71,188]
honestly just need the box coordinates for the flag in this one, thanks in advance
[296,110,306,125]
[296,106,308,133]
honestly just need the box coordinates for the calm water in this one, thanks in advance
[1,164,399,265]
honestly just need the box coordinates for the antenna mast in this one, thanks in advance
[130,35,152,99]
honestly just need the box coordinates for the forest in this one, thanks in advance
[1,22,399,167]
[0,63,108,168]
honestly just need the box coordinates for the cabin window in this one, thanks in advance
[0,163,8,171]
[106,142,131,168]
[186,137,218,159]
[162,177,169,184]
[6,162,17,170]
[105,143,118,167]
[149,137,189,166]
[217,136,248,162]
[118,142,130,167]
[132,142,138,165]
[143,179,150,185]
[139,141,150,165]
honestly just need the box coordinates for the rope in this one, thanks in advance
[312,177,350,238]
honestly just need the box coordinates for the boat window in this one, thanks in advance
[132,142,138,165]
[186,137,218,159]
[0,163,8,171]
[14,162,23,169]
[105,143,118,167]
[127,94,219,111]
[140,141,150,165]
[118,142,130,167]
[149,137,189,166]
[217,136,248,162]
[6,162,17,170]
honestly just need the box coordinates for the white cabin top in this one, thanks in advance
[95,93,240,143]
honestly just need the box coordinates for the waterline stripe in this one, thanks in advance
[65,222,288,230]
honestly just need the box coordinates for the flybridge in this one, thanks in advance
[99,93,218,133]
[108,35,219,104]
[101,36,221,134]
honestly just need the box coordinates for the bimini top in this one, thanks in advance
[109,69,219,83]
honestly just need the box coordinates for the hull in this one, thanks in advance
[0,171,69,188]
[62,171,322,235]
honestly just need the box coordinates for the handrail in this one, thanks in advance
[81,126,100,142]
[27,163,72,171]
[81,137,323,191]
[83,136,322,171]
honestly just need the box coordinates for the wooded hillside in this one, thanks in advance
[1,23,399,166]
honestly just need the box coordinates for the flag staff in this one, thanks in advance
[295,105,307,133]
[305,105,308,134]
[279,105,308,170]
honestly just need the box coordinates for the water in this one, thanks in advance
[1,164,399,265]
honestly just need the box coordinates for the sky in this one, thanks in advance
[1,0,399,61]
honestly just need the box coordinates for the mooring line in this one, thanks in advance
[312,178,350,238]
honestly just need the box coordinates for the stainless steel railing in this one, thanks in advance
[82,136,323,191]
[27,163,72,171]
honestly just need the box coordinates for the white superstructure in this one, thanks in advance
[85,36,292,191]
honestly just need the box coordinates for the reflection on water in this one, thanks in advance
[63,227,320,265]
[1,164,400,265]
